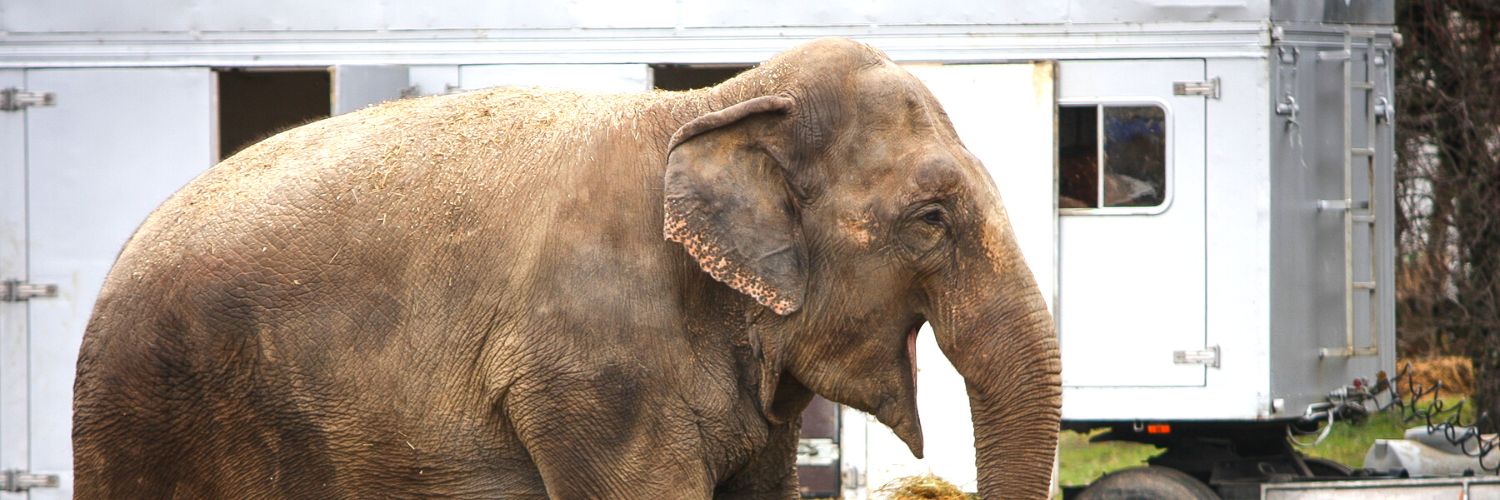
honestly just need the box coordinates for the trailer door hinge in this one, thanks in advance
[2,279,58,302]
[1173,77,1221,99]
[0,87,56,111]
[1173,345,1220,368]
[1,469,59,492]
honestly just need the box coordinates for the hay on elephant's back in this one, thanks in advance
[875,474,971,500]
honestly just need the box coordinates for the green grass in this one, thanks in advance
[1301,397,1476,467]
[1057,430,1161,487]
[1297,408,1410,466]
[1057,398,1475,487]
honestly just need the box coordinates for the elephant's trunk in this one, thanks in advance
[931,233,1061,499]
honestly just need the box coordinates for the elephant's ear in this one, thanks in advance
[664,96,806,315]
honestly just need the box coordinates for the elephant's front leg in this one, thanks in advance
[714,417,802,500]
[509,369,718,499]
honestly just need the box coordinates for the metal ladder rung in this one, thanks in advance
[1352,147,1376,156]
[1351,81,1375,90]
[1319,49,1351,61]
[1354,213,1376,223]
[1321,346,1381,358]
[1353,281,1377,291]
[1317,199,1369,211]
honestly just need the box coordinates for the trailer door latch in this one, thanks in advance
[2,279,58,302]
[0,87,56,112]
[1173,77,1221,99]
[1,469,59,492]
[1173,345,1220,368]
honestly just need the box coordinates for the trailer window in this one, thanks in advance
[1059,104,1167,211]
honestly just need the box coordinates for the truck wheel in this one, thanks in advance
[1077,466,1220,500]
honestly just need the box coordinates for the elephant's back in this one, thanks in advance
[155,87,628,247]
[101,86,670,309]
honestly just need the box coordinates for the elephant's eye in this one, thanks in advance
[920,207,946,226]
[901,203,950,254]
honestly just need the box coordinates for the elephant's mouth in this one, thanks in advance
[905,319,923,395]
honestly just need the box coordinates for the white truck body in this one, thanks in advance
[0,1,1396,497]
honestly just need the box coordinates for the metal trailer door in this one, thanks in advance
[1056,59,1209,387]
[1,68,214,499]
[1,69,41,497]
[332,65,412,115]
[845,62,1057,495]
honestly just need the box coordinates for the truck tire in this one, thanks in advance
[1077,466,1221,500]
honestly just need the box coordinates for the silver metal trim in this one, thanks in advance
[1277,46,1299,64]
[0,23,1275,68]
[1,279,58,302]
[0,87,56,111]
[1317,49,1350,61]
[1374,96,1393,123]
[1319,346,1379,358]
[0,470,59,492]
[1275,94,1299,116]
[1316,199,1369,211]
[1173,346,1220,369]
[1173,77,1221,99]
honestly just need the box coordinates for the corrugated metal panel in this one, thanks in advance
[383,0,675,30]
[677,0,1071,27]
[0,23,1277,69]
[7,0,1399,34]
[2,0,199,33]
[1066,0,1266,24]
[1272,0,1394,25]
[0,0,676,32]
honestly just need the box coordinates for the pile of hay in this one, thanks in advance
[875,474,972,500]
[1397,356,1474,396]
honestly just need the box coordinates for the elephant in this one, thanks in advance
[72,38,1061,499]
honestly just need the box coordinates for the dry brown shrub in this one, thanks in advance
[874,474,971,500]
[1398,356,1475,396]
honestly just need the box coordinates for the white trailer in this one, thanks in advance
[0,1,1397,498]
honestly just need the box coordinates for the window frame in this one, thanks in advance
[1057,98,1176,216]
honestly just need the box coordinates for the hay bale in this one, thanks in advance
[1398,356,1474,396]
[875,474,971,500]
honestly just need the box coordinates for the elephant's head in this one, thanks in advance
[663,38,1061,498]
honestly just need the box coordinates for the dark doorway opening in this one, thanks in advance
[651,64,752,91]
[217,69,330,160]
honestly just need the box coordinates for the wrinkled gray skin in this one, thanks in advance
[73,38,1061,499]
